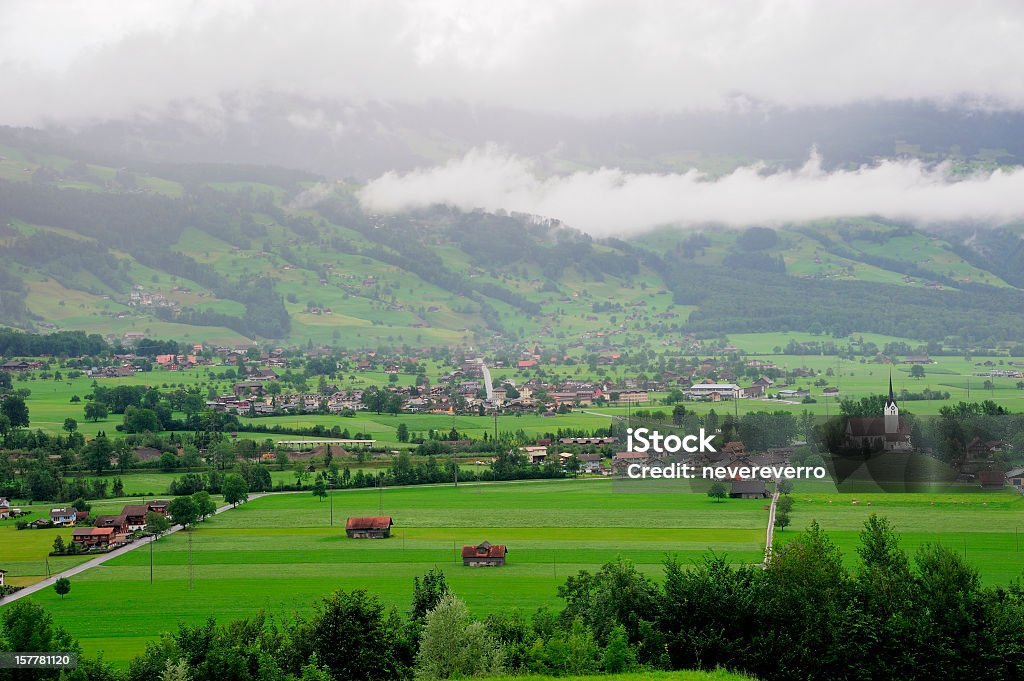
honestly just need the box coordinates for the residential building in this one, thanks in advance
[1006,467,1024,490]
[49,507,78,526]
[71,527,115,549]
[730,480,768,499]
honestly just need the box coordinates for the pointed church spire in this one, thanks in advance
[885,370,897,409]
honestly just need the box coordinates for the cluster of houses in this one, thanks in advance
[344,516,507,566]
[43,500,171,550]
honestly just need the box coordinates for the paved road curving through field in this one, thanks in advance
[0,494,268,606]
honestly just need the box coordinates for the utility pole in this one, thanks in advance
[188,530,193,592]
[149,537,154,585]
[452,413,459,487]
[329,491,333,527]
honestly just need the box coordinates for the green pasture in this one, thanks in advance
[779,487,1024,583]
[5,479,1024,666]
[9,479,769,663]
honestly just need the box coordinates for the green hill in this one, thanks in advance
[3,136,1024,349]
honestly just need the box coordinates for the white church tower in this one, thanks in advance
[884,373,899,436]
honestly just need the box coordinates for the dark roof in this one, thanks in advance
[730,480,767,495]
[94,515,123,527]
[846,416,910,437]
[462,541,507,559]
[121,504,150,517]
[346,516,393,530]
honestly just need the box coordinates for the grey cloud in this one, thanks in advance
[3,1,1024,125]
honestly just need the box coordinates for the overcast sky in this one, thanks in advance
[5,1,1024,232]
[3,0,1024,126]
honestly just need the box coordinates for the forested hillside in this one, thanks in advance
[2,132,1024,348]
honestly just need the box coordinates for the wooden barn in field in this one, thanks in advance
[346,516,393,539]
[462,541,507,567]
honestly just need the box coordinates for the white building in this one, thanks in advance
[687,383,741,399]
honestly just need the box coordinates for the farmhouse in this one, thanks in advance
[1006,467,1024,491]
[612,451,650,473]
[49,507,78,526]
[577,453,604,474]
[148,499,170,516]
[730,480,768,499]
[520,446,549,464]
[71,527,115,549]
[94,514,126,532]
[462,541,507,567]
[0,497,10,519]
[346,516,393,539]
[119,501,167,532]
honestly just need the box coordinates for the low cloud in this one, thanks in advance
[358,146,1024,235]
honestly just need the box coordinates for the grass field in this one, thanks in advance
[4,478,1024,666]
[6,480,769,664]
[781,483,1024,583]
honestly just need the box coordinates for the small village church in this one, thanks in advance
[845,375,912,452]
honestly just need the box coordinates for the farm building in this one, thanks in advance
[462,541,507,567]
[1006,467,1024,490]
[978,470,1005,490]
[71,527,115,549]
[0,497,9,519]
[346,516,393,539]
[730,480,768,499]
[0,568,6,586]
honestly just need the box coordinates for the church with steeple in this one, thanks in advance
[846,373,912,452]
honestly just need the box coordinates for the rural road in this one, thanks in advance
[0,494,267,606]
[763,483,780,565]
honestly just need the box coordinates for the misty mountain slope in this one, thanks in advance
[2,137,1024,347]
[19,98,1024,179]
